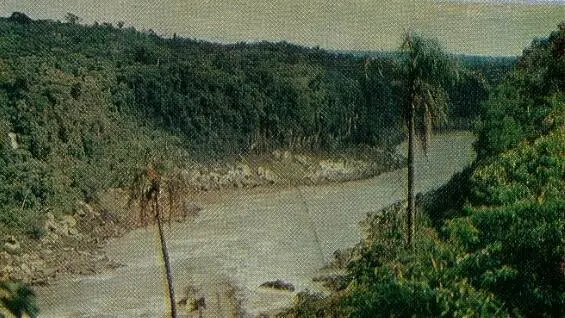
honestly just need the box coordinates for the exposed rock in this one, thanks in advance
[76,201,95,217]
[0,145,404,287]
[220,163,254,188]
[44,213,79,237]
[2,265,15,275]
[4,235,20,253]
[8,132,18,149]
[259,279,295,292]
[294,154,311,166]
[45,214,67,237]
[44,212,56,232]
[61,215,77,228]
[273,149,292,161]
[0,251,12,263]
[257,166,277,183]
[19,263,31,275]
[236,163,252,176]
[188,297,206,312]
[176,148,402,193]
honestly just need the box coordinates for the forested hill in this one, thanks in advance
[0,13,510,154]
[0,12,510,236]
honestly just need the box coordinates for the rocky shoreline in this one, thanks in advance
[0,148,404,287]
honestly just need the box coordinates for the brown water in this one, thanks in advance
[37,132,475,317]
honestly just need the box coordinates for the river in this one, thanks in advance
[37,131,475,317]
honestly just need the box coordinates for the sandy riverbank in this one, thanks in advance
[1,146,404,287]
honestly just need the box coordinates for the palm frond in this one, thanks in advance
[400,34,455,154]
[0,281,39,318]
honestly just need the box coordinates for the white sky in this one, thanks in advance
[1,0,564,55]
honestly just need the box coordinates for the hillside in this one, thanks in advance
[0,12,512,241]
[0,14,375,238]
[283,23,564,317]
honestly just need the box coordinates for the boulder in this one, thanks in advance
[8,132,18,149]
[257,166,277,183]
[188,297,206,312]
[236,163,252,177]
[76,201,96,217]
[19,263,31,275]
[294,154,311,166]
[61,215,77,228]
[44,213,78,236]
[3,236,20,253]
[2,265,15,275]
[44,213,66,236]
[259,279,295,292]
[272,149,292,161]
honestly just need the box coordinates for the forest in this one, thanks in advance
[283,23,565,317]
[0,12,512,240]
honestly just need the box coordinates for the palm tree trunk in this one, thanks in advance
[407,102,416,250]
[155,198,177,318]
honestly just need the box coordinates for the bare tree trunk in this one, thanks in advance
[407,102,416,250]
[155,197,177,318]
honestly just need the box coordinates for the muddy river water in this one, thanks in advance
[37,132,475,317]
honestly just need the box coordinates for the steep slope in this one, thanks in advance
[283,23,564,318]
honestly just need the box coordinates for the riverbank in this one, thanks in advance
[0,146,404,287]
[34,131,476,317]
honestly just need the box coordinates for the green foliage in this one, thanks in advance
[450,107,565,315]
[0,281,38,318]
[348,201,406,280]
[475,22,565,158]
[287,24,564,317]
[471,123,564,206]
[448,200,564,316]
[422,166,474,229]
[445,69,489,128]
[342,213,506,317]
[0,45,193,235]
[398,32,458,151]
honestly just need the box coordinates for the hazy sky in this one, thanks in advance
[1,0,564,55]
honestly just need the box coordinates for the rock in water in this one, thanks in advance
[259,279,295,292]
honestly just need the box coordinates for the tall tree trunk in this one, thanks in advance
[155,197,177,318]
[407,102,416,250]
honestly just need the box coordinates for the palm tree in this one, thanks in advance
[0,281,39,318]
[397,32,457,249]
[128,164,178,318]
